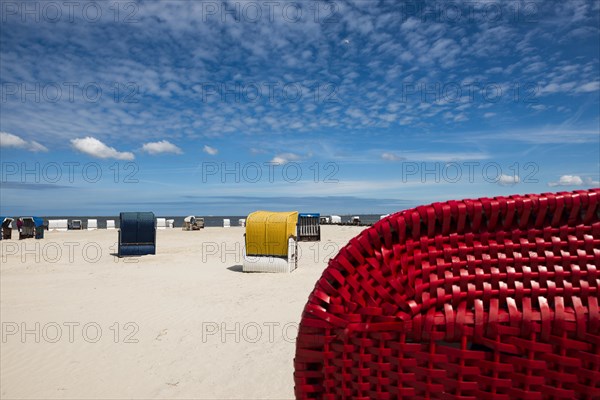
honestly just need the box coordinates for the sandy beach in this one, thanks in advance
[0,225,365,399]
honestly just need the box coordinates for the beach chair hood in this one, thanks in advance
[32,217,44,227]
[245,211,298,257]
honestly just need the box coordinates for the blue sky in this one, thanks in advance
[1,0,599,216]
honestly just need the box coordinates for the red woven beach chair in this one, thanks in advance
[294,189,600,399]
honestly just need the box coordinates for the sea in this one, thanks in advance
[30,214,384,229]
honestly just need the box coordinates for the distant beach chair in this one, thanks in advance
[118,212,156,257]
[239,218,246,227]
[319,216,330,224]
[330,215,341,224]
[18,217,36,239]
[183,216,202,231]
[297,213,321,242]
[156,218,167,230]
[70,220,82,230]
[183,216,194,231]
[1,217,13,240]
[49,219,68,231]
[294,189,600,399]
[106,220,116,230]
[243,211,298,273]
[33,217,44,239]
[350,215,360,225]
[87,219,97,230]
[223,218,231,228]
[166,219,174,228]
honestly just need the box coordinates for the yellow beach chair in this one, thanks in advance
[243,211,298,273]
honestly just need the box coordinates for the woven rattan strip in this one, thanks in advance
[294,189,600,399]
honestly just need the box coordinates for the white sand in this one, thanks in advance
[0,226,365,399]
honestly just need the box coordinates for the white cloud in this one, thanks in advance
[142,140,182,155]
[71,137,134,160]
[577,81,600,93]
[497,174,520,186]
[548,175,584,187]
[270,152,301,165]
[0,132,48,152]
[381,152,404,161]
[483,112,496,118]
[1,132,26,148]
[584,177,600,186]
[203,145,218,155]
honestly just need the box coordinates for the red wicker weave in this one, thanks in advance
[294,189,600,399]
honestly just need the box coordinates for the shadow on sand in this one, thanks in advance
[227,264,244,273]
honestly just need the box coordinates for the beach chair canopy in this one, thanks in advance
[20,217,35,226]
[87,219,97,229]
[32,217,44,227]
[1,217,13,228]
[246,211,298,257]
[184,215,195,223]
[294,189,600,399]
[118,212,156,256]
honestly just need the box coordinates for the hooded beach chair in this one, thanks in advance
[32,217,44,239]
[18,217,36,239]
[87,219,97,230]
[243,211,299,273]
[71,220,82,230]
[156,218,167,230]
[1,217,13,240]
[183,216,202,230]
[298,213,321,242]
[118,212,156,256]
[48,219,68,231]
[106,220,116,230]
[183,216,195,231]
[294,189,600,399]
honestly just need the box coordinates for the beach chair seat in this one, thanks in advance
[294,189,600,399]
[118,212,156,256]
